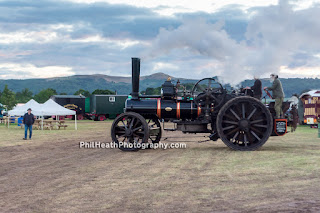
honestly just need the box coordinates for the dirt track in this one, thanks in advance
[1,122,320,212]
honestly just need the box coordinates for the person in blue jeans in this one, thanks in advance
[23,108,35,140]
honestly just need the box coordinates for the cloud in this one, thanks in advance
[0,63,75,79]
[144,0,320,85]
[0,0,319,82]
[0,0,173,40]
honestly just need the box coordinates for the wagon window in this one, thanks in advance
[308,98,311,104]
[109,97,115,102]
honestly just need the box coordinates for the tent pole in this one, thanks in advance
[75,114,77,130]
[42,116,44,130]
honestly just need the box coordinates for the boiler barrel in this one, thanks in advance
[125,99,201,120]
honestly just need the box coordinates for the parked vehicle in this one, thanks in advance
[300,90,320,127]
[88,95,127,121]
[50,94,127,121]
[51,95,86,120]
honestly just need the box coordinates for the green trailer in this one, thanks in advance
[89,95,128,121]
[85,97,91,113]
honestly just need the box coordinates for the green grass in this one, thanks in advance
[0,120,113,147]
[1,123,320,212]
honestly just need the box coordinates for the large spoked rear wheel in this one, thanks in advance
[217,96,273,151]
[111,112,149,151]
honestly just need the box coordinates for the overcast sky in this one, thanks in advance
[0,0,319,84]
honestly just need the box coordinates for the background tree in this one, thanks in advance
[74,89,91,97]
[34,88,57,103]
[143,87,161,95]
[92,89,115,95]
[16,88,33,103]
[0,85,17,110]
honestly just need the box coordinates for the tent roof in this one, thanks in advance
[8,99,76,116]
[300,90,320,99]
[41,99,76,116]
[8,99,43,116]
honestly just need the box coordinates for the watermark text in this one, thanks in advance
[79,141,187,150]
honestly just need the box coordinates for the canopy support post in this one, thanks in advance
[41,116,44,130]
[75,114,77,130]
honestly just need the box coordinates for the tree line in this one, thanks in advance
[0,85,115,110]
[141,83,195,95]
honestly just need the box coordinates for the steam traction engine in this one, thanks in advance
[111,58,294,151]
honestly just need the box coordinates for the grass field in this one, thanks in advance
[1,121,320,212]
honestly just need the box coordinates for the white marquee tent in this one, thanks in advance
[7,99,77,130]
[8,99,43,116]
[41,99,76,116]
[41,99,77,130]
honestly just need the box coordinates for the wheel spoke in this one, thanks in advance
[247,107,257,120]
[223,120,238,125]
[250,119,264,124]
[116,126,125,130]
[242,103,246,118]
[129,117,136,129]
[222,125,236,131]
[133,125,143,132]
[121,121,128,130]
[250,126,263,135]
[244,134,248,146]
[230,108,241,120]
[197,84,206,92]
[232,131,240,142]
[226,127,240,136]
[253,124,268,128]
[224,114,238,121]
[250,130,261,141]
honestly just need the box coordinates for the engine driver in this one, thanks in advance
[264,74,285,119]
[245,76,262,100]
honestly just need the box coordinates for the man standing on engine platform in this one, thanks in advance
[264,74,285,118]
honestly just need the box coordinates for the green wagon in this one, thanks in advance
[89,95,128,121]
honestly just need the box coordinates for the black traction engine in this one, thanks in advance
[111,58,295,151]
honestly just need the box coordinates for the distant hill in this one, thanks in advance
[0,72,319,96]
[0,72,197,95]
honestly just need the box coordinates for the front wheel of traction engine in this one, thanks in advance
[216,96,273,151]
[111,112,149,151]
[146,117,162,143]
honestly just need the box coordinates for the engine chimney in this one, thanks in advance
[131,57,140,100]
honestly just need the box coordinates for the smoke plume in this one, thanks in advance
[146,0,320,85]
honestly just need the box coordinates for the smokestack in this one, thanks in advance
[131,57,140,100]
